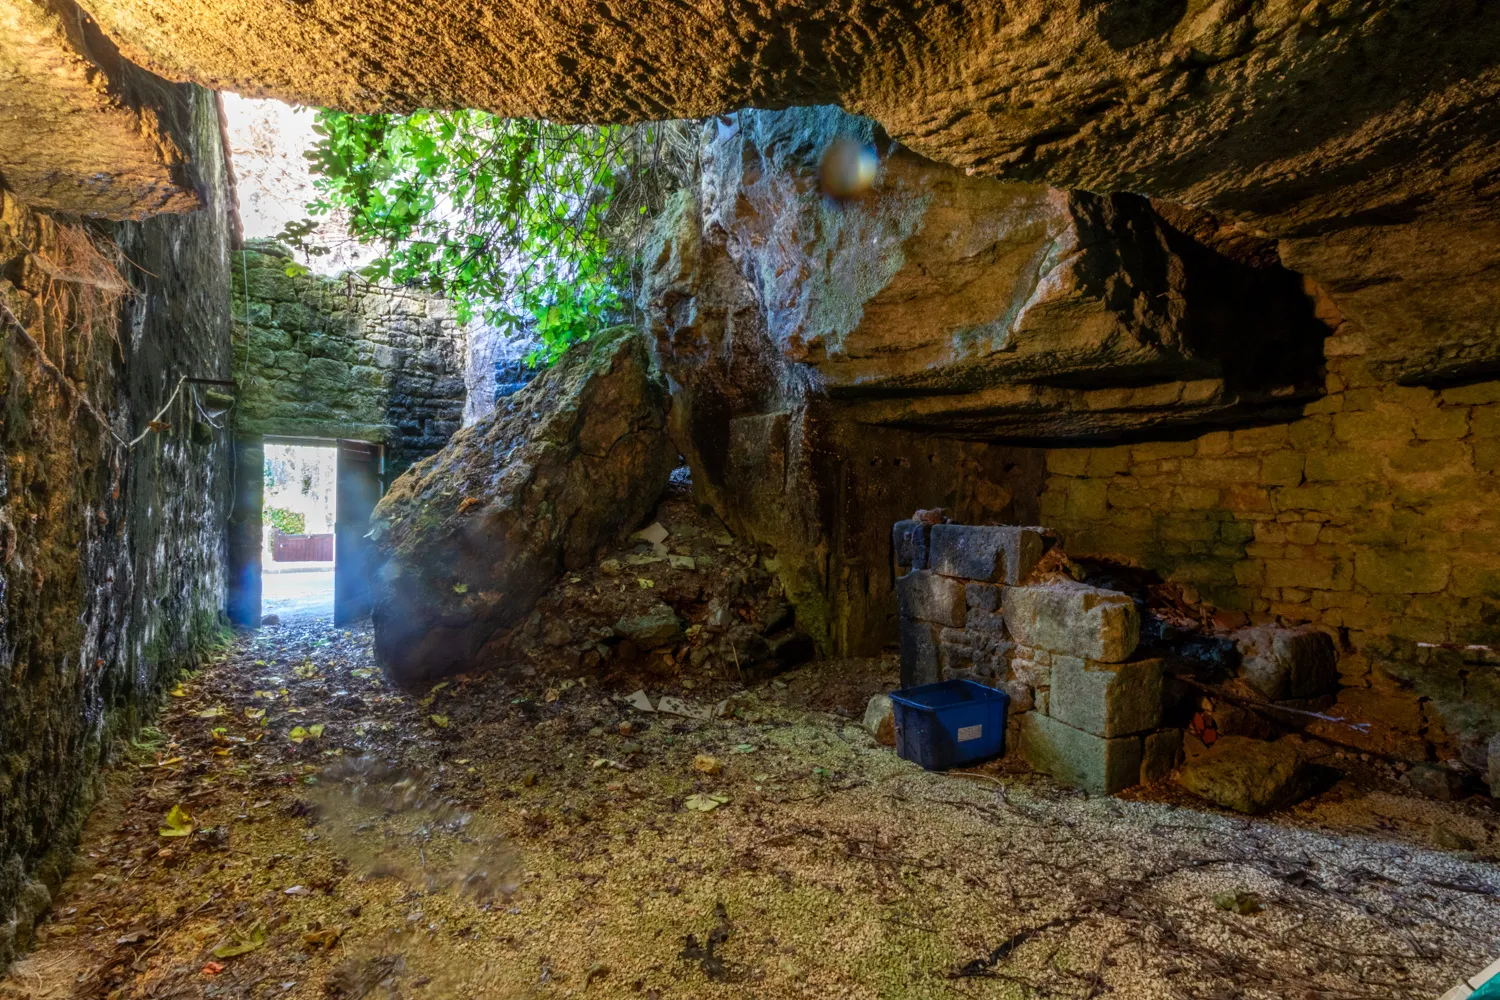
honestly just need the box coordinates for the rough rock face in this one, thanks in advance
[368,330,675,684]
[687,107,1328,441]
[1177,737,1312,815]
[1,0,205,218]
[0,83,233,964]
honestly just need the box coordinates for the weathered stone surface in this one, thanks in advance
[1141,730,1183,785]
[1050,656,1163,739]
[966,583,1000,614]
[369,330,675,684]
[613,603,683,650]
[897,570,966,627]
[1018,713,1143,796]
[1232,626,1339,702]
[892,520,929,570]
[233,242,469,476]
[0,0,203,218]
[929,525,1048,585]
[0,82,234,964]
[938,627,1013,683]
[1489,735,1500,798]
[1176,737,1310,815]
[863,694,895,746]
[899,619,941,689]
[1406,763,1464,803]
[1003,583,1140,663]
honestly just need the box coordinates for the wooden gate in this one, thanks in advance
[271,529,334,562]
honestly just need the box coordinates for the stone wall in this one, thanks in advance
[0,81,233,964]
[1039,344,1500,769]
[231,241,467,476]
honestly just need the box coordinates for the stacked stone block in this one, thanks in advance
[894,520,1178,795]
[232,240,469,475]
[892,523,1047,688]
[1037,349,1500,764]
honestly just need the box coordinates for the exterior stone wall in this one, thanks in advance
[0,83,234,964]
[231,241,467,475]
[1039,347,1500,768]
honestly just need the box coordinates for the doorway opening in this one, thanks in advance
[262,440,337,621]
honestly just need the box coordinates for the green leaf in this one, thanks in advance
[212,921,268,959]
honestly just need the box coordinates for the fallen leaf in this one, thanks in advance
[211,921,268,958]
[288,726,310,743]
[430,714,450,729]
[419,681,449,708]
[693,755,723,775]
[636,577,655,588]
[169,685,187,698]
[294,660,318,679]
[592,758,626,771]
[731,744,757,754]
[684,792,730,812]
[1213,890,1264,916]
[156,756,185,768]
[158,804,195,838]
[302,926,342,950]
[544,687,561,703]
[243,708,265,720]
[200,962,225,976]
[452,582,469,594]
[196,706,225,719]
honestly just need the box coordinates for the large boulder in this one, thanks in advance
[368,329,676,684]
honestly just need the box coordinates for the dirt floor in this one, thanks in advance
[4,618,1499,1000]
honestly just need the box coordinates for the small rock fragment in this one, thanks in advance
[862,694,896,746]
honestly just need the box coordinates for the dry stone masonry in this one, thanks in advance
[232,240,468,476]
[894,519,1179,795]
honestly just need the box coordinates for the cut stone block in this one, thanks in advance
[892,519,930,570]
[1232,625,1339,700]
[1176,736,1310,814]
[1002,582,1139,662]
[1018,712,1143,795]
[897,570,966,626]
[900,618,941,687]
[928,524,1048,584]
[1141,729,1183,783]
[1051,656,1163,738]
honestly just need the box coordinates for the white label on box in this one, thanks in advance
[956,724,983,742]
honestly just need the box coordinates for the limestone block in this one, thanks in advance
[1140,729,1183,784]
[1018,713,1143,795]
[897,570,966,626]
[1051,655,1163,738]
[1176,736,1309,814]
[892,519,929,570]
[900,618,941,688]
[1231,626,1339,701]
[1002,582,1139,662]
[928,524,1047,584]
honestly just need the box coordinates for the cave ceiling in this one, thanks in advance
[7,0,1500,382]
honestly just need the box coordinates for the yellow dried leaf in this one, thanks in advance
[429,714,450,729]
[158,804,195,838]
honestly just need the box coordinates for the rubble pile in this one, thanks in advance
[479,480,815,692]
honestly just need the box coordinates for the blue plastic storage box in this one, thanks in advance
[889,679,1009,770]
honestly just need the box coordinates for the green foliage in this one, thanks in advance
[264,507,307,535]
[284,110,672,365]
